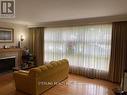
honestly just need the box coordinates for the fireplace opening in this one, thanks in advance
[0,56,15,73]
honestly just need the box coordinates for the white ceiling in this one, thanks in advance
[1,0,127,26]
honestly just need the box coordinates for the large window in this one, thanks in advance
[44,24,112,71]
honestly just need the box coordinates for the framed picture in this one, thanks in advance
[0,28,14,43]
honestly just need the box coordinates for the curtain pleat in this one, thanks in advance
[29,27,44,66]
[44,24,112,80]
[108,22,127,83]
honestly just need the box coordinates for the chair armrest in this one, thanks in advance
[18,70,29,74]
[13,71,35,95]
[13,71,29,79]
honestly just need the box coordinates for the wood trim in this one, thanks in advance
[0,27,14,43]
[0,48,22,52]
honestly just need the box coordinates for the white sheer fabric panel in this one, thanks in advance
[44,24,112,79]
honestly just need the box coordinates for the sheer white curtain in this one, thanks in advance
[44,24,112,79]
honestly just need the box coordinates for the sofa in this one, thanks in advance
[13,59,69,95]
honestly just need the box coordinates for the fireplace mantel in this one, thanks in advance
[0,48,22,52]
[0,48,23,67]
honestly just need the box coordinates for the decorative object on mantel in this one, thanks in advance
[1,45,20,49]
[18,41,21,48]
[0,27,14,43]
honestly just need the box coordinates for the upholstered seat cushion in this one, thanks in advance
[13,59,69,95]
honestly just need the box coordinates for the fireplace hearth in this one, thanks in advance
[0,56,15,73]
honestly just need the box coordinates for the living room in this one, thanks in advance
[0,0,127,95]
